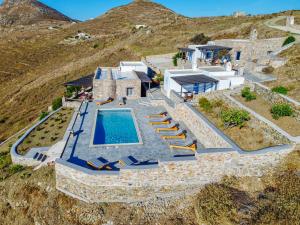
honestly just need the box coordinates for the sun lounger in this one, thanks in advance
[149,116,171,125]
[87,158,112,170]
[37,154,44,161]
[118,156,139,167]
[161,129,186,140]
[96,97,114,106]
[41,155,47,162]
[155,122,179,132]
[33,152,39,160]
[145,111,167,118]
[169,140,197,151]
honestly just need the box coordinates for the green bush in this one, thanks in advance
[241,87,256,101]
[39,111,49,121]
[199,97,213,112]
[271,103,293,120]
[282,36,296,47]
[172,52,182,67]
[190,33,211,45]
[65,86,80,98]
[52,97,62,111]
[272,86,288,95]
[93,43,99,49]
[221,108,250,128]
[0,152,12,170]
[8,164,24,174]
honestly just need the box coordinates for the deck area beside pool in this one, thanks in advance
[61,99,200,170]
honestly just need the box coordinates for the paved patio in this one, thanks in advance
[61,98,199,169]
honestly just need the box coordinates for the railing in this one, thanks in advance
[60,101,84,159]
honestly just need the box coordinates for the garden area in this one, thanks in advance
[196,96,284,151]
[17,107,74,155]
[234,87,300,137]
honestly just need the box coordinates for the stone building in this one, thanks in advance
[93,62,151,100]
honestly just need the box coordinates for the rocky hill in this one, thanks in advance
[0,0,291,141]
[0,0,73,26]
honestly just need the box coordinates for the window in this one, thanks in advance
[126,88,134,96]
[236,51,241,61]
[206,51,213,59]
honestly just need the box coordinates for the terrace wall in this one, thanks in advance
[56,145,294,203]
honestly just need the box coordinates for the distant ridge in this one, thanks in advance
[0,0,74,26]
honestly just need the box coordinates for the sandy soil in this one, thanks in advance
[235,95,300,137]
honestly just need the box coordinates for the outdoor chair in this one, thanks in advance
[87,158,112,170]
[149,116,171,125]
[118,156,139,167]
[161,129,186,140]
[96,97,114,106]
[145,111,167,118]
[169,140,197,151]
[155,122,179,132]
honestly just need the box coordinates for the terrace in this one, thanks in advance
[60,99,200,170]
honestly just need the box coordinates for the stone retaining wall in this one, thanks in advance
[56,145,294,203]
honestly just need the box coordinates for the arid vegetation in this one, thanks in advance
[197,97,284,150]
[17,107,73,155]
[0,1,292,142]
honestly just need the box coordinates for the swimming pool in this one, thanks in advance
[92,109,141,145]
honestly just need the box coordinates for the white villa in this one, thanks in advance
[164,66,245,98]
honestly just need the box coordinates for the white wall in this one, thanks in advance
[120,62,148,74]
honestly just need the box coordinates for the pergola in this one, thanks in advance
[135,71,152,91]
[171,74,218,96]
[64,74,94,89]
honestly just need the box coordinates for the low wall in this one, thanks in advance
[56,145,294,203]
[151,93,232,148]
[11,108,62,166]
[254,82,300,108]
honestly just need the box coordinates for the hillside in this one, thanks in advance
[0,0,290,141]
[0,0,73,26]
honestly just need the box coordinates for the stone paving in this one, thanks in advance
[61,98,199,169]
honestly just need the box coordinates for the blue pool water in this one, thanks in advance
[93,109,140,145]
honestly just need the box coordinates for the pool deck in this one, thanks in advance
[61,99,199,169]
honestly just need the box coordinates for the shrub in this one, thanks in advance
[262,66,275,74]
[199,97,213,112]
[0,152,11,170]
[39,111,49,121]
[172,52,182,67]
[221,108,250,128]
[282,36,296,46]
[271,86,288,95]
[241,87,256,101]
[190,33,211,44]
[271,103,293,120]
[8,164,24,174]
[93,43,99,49]
[52,97,62,111]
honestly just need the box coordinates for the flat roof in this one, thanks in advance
[196,45,232,51]
[199,66,226,72]
[120,61,146,67]
[135,71,152,83]
[168,70,198,75]
[171,75,218,86]
[95,68,139,80]
[178,47,195,52]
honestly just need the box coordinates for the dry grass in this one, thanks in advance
[0,2,292,142]
[195,150,300,225]
[235,94,300,136]
[265,44,300,101]
[196,98,281,151]
[17,107,74,155]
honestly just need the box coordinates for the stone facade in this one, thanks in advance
[56,145,294,203]
[214,37,285,66]
[115,79,141,99]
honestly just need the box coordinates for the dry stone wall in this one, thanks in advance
[56,145,294,203]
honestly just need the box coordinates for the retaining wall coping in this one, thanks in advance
[122,163,159,170]
[160,155,196,162]
[56,159,120,175]
[254,82,300,107]
[197,148,236,154]
[11,108,63,162]
[225,93,300,143]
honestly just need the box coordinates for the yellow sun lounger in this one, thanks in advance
[169,141,197,151]
[96,97,114,106]
[87,158,112,170]
[161,130,186,140]
[145,112,167,118]
[149,116,171,125]
[155,122,179,132]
